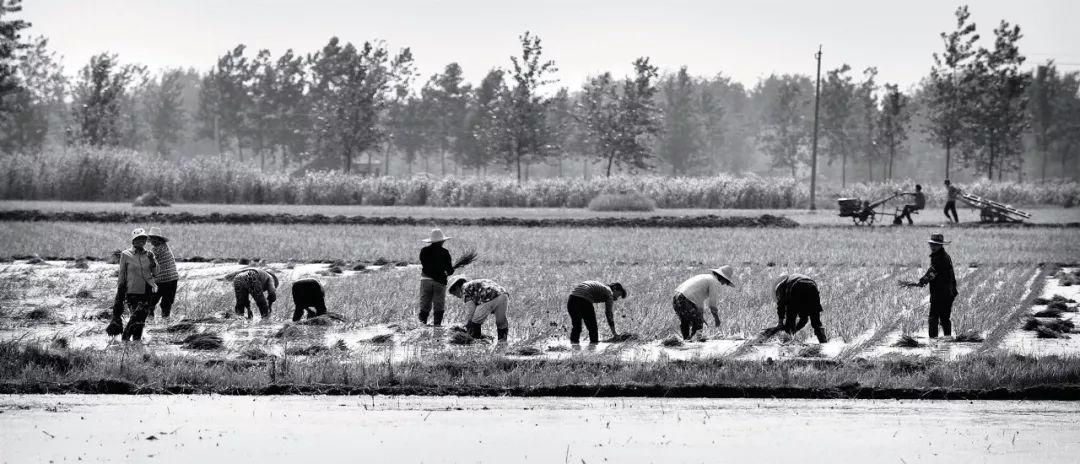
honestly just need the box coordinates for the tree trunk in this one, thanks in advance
[945,140,951,180]
[367,150,374,178]
[343,149,352,173]
[606,153,615,177]
[515,149,522,183]
[841,152,847,188]
[441,150,446,177]
[383,143,391,176]
[987,145,995,180]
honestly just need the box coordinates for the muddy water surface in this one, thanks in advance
[1,395,1078,463]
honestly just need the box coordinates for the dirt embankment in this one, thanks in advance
[0,209,800,228]
[2,379,1079,400]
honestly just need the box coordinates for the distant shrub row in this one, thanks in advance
[2,148,1077,208]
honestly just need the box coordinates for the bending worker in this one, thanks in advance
[291,278,327,322]
[233,267,278,319]
[672,266,736,340]
[448,276,510,342]
[774,273,828,343]
[566,281,627,344]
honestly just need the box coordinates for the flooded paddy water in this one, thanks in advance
[2,394,1079,463]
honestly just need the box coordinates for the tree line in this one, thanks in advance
[1,1,1079,183]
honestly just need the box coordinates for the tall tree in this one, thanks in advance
[0,0,31,152]
[1,36,65,154]
[1054,72,1080,178]
[658,66,701,176]
[380,48,415,175]
[877,83,910,180]
[70,53,143,147]
[1029,62,1062,181]
[246,49,277,169]
[925,5,980,179]
[504,31,558,182]
[856,67,879,181]
[423,63,470,176]
[272,50,310,168]
[146,69,185,158]
[819,64,857,187]
[757,74,811,178]
[967,20,1029,180]
[544,87,575,176]
[197,45,250,158]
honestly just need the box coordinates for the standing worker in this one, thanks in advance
[773,273,828,343]
[111,228,158,342]
[418,228,454,326]
[943,179,961,223]
[566,281,627,345]
[901,233,958,338]
[897,184,926,225]
[672,266,736,340]
[448,276,509,342]
[147,227,179,322]
[233,267,279,319]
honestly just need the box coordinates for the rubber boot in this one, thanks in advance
[432,311,444,327]
[814,327,828,344]
[497,328,509,342]
[418,312,429,325]
[466,321,483,339]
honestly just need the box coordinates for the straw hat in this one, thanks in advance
[422,228,451,243]
[447,276,469,293]
[147,227,169,242]
[711,265,736,286]
[130,228,148,244]
[927,233,951,245]
[774,273,790,292]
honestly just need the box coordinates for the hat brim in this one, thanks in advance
[422,237,451,243]
[711,270,735,286]
[927,240,950,245]
[148,235,169,242]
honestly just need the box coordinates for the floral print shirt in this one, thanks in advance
[461,279,507,305]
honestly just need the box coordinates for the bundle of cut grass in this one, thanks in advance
[240,346,272,360]
[73,289,94,299]
[69,259,89,270]
[952,330,985,343]
[448,331,475,345]
[180,332,224,350]
[1045,319,1076,333]
[514,346,542,356]
[1034,295,1077,305]
[1022,317,1042,331]
[334,339,349,351]
[759,325,784,339]
[25,307,55,321]
[661,334,684,347]
[297,315,336,326]
[164,321,197,333]
[51,337,69,349]
[1047,301,1077,313]
[546,345,570,352]
[1058,269,1080,286]
[132,192,170,207]
[1036,326,1068,339]
[369,333,394,344]
[284,344,328,356]
[605,333,639,343]
[893,334,923,348]
[452,250,478,271]
[93,309,111,320]
[797,344,824,358]
[588,192,656,212]
[1033,307,1064,318]
[274,324,304,339]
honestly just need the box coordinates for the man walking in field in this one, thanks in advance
[901,233,958,338]
[672,266,736,340]
[566,281,626,345]
[448,276,509,342]
[774,274,828,343]
[943,179,960,223]
[147,227,179,322]
[418,228,454,326]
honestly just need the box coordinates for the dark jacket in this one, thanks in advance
[775,274,822,321]
[918,248,958,300]
[420,244,454,285]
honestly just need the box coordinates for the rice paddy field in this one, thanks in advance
[1,211,1079,397]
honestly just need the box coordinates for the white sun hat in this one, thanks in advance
[422,228,451,243]
[711,265,736,287]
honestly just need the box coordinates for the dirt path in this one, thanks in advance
[2,395,1079,463]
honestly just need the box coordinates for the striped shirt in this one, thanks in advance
[570,281,614,312]
[461,279,507,305]
[151,243,179,283]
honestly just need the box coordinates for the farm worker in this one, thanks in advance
[418,228,454,326]
[901,233,958,338]
[146,227,179,321]
[672,266,736,340]
[897,184,926,225]
[566,281,627,344]
[111,228,158,342]
[447,276,509,341]
[233,267,279,319]
[774,274,828,343]
[291,278,327,322]
[943,179,961,223]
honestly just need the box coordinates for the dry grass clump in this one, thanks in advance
[797,344,824,358]
[1058,269,1080,286]
[605,333,639,343]
[296,315,337,326]
[513,346,542,356]
[284,344,328,356]
[448,331,475,345]
[1024,317,1075,338]
[369,333,393,344]
[588,192,656,212]
[180,332,224,351]
[952,330,985,343]
[893,334,923,348]
[1033,294,1076,305]
[334,339,349,351]
[546,345,570,352]
[68,258,89,269]
[239,346,272,360]
[661,335,684,347]
[73,289,93,299]
[274,324,304,339]
[1033,307,1065,318]
[24,307,56,321]
[164,321,197,333]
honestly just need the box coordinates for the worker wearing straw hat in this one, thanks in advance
[774,273,828,343]
[672,266,736,340]
[146,227,179,321]
[110,228,158,342]
[418,228,455,326]
[900,233,958,338]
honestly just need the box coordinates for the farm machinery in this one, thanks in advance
[837,190,1031,225]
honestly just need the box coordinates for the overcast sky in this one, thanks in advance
[20,0,1079,90]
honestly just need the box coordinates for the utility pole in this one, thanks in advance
[809,45,823,211]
